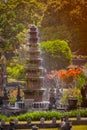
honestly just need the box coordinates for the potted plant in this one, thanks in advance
[60,67,86,108]
[67,87,82,110]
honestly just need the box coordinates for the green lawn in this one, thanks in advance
[73,125,87,130]
[41,126,87,130]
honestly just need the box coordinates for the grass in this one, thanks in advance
[73,125,87,130]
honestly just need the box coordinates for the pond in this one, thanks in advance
[17,125,87,130]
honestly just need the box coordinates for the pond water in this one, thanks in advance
[17,125,87,130]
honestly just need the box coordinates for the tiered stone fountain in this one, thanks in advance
[24,25,44,105]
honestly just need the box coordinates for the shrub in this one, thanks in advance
[40,40,72,71]
[1,109,87,121]
[0,114,7,121]
[17,111,63,121]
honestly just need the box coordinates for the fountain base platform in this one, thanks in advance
[23,88,45,102]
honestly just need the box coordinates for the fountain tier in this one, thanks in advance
[24,25,44,102]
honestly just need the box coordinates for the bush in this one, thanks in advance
[0,114,7,121]
[40,40,72,71]
[1,109,87,121]
[17,111,63,121]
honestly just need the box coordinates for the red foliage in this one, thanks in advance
[47,67,83,84]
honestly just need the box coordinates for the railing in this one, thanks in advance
[0,116,87,129]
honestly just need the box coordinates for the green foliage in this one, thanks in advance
[1,109,87,121]
[9,96,17,105]
[1,0,87,55]
[16,29,27,45]
[67,109,87,118]
[6,111,65,121]
[77,73,87,89]
[7,61,25,80]
[0,0,45,52]
[41,0,87,55]
[40,25,71,42]
[0,115,7,121]
[40,40,72,71]
[61,88,82,105]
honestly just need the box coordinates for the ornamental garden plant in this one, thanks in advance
[46,66,87,105]
[40,40,72,71]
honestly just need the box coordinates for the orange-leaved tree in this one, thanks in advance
[59,68,83,85]
[47,67,83,87]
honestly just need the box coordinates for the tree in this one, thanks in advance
[0,0,45,52]
[40,25,71,42]
[40,40,72,71]
[41,0,87,55]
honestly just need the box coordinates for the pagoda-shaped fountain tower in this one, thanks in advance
[24,25,44,103]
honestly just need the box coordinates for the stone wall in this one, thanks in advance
[72,58,87,66]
